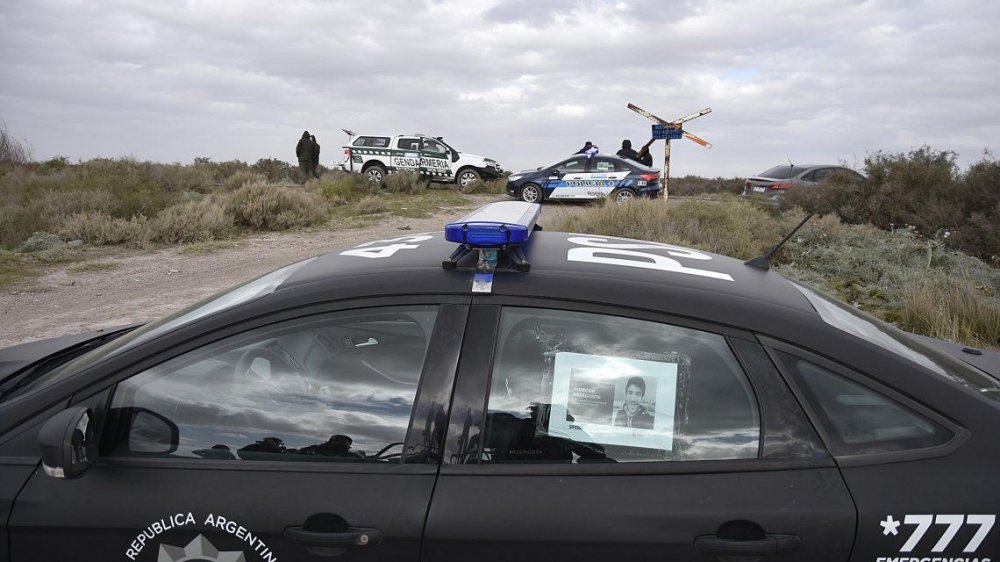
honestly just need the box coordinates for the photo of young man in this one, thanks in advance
[611,376,655,430]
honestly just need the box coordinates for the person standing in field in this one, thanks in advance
[296,131,316,183]
[310,135,321,180]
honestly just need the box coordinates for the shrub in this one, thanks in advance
[668,175,744,196]
[59,212,151,247]
[251,158,294,182]
[150,199,232,244]
[783,147,1000,260]
[223,170,267,191]
[17,232,63,253]
[354,195,389,214]
[317,171,376,202]
[383,171,427,194]
[223,181,329,230]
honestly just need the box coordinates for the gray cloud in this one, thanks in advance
[0,0,997,176]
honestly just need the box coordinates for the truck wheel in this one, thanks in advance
[520,183,542,203]
[457,168,481,188]
[365,165,386,186]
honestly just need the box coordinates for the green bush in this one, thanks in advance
[150,199,232,244]
[317,171,376,203]
[223,170,267,191]
[354,195,389,214]
[251,158,294,183]
[223,181,329,230]
[783,147,1000,260]
[59,212,151,247]
[17,231,63,253]
[383,171,427,194]
[668,175,744,196]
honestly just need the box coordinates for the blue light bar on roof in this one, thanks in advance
[445,201,541,248]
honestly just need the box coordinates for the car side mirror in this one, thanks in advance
[116,407,180,455]
[38,406,97,479]
[451,151,459,163]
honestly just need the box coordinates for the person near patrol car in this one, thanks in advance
[295,131,317,183]
[575,141,599,158]
[616,139,639,162]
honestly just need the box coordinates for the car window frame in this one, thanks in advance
[60,295,470,475]
[760,335,969,468]
[552,157,589,175]
[396,137,420,151]
[441,296,834,476]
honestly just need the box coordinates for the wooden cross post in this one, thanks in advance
[627,104,712,205]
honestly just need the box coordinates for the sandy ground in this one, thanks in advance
[0,196,592,348]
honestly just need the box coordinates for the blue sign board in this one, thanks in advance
[652,124,683,140]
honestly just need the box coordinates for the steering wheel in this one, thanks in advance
[234,347,311,393]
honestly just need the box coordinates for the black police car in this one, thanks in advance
[1,202,998,562]
[506,154,661,203]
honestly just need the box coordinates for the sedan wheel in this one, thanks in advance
[520,184,541,203]
[613,188,637,203]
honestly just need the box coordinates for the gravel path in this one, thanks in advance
[0,196,591,348]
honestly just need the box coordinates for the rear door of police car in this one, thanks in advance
[423,298,857,561]
[6,298,468,561]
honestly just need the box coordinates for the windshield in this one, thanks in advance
[22,257,316,394]
[790,281,1000,403]
[757,166,802,179]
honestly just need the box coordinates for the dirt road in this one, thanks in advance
[0,196,590,348]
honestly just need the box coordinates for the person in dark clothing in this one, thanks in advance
[637,145,654,167]
[310,135,321,179]
[612,376,655,430]
[616,139,639,162]
[575,141,599,157]
[295,130,316,183]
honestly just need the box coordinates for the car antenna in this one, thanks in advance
[788,158,795,168]
[745,212,813,270]
[341,128,355,137]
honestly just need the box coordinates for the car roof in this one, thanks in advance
[276,231,818,336]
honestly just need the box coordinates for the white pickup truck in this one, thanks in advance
[337,132,503,187]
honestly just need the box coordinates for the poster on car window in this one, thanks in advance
[547,351,677,451]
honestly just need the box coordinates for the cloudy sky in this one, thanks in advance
[1,0,997,177]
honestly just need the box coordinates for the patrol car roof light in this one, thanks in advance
[442,201,541,272]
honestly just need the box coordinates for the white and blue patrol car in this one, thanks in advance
[506,154,662,203]
[337,133,503,187]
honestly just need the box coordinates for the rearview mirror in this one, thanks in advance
[38,406,97,479]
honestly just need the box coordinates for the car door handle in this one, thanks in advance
[283,526,383,548]
[694,534,801,556]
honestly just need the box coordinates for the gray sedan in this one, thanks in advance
[742,164,864,204]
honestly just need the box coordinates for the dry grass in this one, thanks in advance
[899,277,1000,349]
